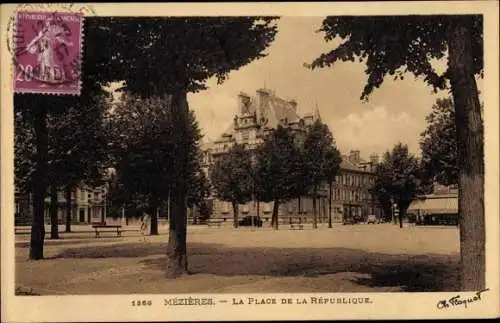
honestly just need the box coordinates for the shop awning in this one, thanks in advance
[408,196,458,215]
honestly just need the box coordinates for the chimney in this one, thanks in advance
[256,88,271,116]
[369,153,379,165]
[349,150,361,164]
[238,92,251,115]
[288,99,297,111]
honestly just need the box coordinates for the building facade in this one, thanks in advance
[408,184,458,225]
[331,151,384,223]
[14,170,114,226]
[201,88,382,225]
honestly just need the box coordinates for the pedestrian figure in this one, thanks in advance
[140,212,150,243]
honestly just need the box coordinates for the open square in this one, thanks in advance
[15,223,460,295]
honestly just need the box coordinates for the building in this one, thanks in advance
[200,88,382,225]
[14,170,114,226]
[407,184,458,225]
[331,151,383,223]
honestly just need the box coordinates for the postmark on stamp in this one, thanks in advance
[12,11,84,95]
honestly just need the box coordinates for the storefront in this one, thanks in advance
[408,192,458,226]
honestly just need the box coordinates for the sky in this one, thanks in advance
[108,16,483,161]
[187,16,455,160]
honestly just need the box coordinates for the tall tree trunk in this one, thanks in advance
[232,201,239,228]
[448,19,485,291]
[49,186,59,239]
[297,196,301,221]
[166,90,189,278]
[30,104,48,259]
[312,187,318,229]
[65,185,72,233]
[272,200,280,230]
[150,198,159,235]
[328,182,333,228]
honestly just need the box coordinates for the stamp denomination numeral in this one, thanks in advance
[15,64,34,82]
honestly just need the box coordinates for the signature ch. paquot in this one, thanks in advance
[437,288,490,309]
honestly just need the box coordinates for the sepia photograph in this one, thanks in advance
[1,1,499,322]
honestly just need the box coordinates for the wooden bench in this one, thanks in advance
[206,219,223,227]
[92,224,123,238]
[290,219,304,230]
[14,227,30,234]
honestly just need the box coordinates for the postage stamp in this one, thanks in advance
[12,11,83,95]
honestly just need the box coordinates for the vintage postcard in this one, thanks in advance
[1,1,499,322]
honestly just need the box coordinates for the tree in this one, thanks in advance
[14,16,118,259]
[111,95,177,235]
[14,110,35,194]
[186,168,211,212]
[14,88,111,240]
[210,144,253,228]
[103,17,278,277]
[302,120,342,229]
[254,126,303,230]
[311,15,484,290]
[185,114,209,224]
[372,143,422,228]
[420,98,458,187]
[324,149,342,228]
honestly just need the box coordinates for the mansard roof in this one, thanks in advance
[212,89,302,143]
[340,155,373,173]
[260,94,301,129]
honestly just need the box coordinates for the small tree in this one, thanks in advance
[111,95,176,235]
[48,94,110,234]
[324,149,342,228]
[210,144,253,228]
[254,126,303,230]
[185,112,208,224]
[187,168,211,224]
[303,120,342,229]
[373,143,422,228]
[420,98,458,187]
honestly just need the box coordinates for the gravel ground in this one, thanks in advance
[14,223,460,294]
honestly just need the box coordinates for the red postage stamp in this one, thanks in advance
[12,11,83,95]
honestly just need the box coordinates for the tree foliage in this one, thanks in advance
[95,16,279,276]
[373,143,422,228]
[311,14,485,290]
[110,93,206,234]
[103,17,279,97]
[420,98,458,187]
[311,16,483,100]
[209,144,253,228]
[110,95,177,235]
[302,119,342,228]
[15,90,110,237]
[253,126,303,229]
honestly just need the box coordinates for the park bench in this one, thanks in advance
[206,219,223,227]
[289,218,304,230]
[92,223,123,238]
[14,227,30,234]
